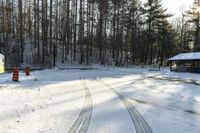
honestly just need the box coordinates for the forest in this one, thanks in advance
[0,0,200,68]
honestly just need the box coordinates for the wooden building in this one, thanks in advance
[168,52,200,73]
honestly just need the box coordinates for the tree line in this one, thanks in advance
[0,0,199,67]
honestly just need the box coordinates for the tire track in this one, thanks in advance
[94,77,153,133]
[147,76,200,86]
[68,77,93,133]
[117,69,200,86]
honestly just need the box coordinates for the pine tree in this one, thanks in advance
[141,0,172,64]
[186,0,200,51]
[156,19,177,65]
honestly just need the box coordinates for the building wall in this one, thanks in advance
[170,60,200,73]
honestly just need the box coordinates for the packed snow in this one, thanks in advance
[0,67,200,133]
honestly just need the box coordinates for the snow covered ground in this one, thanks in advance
[0,67,200,133]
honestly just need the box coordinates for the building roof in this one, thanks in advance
[0,53,4,59]
[168,52,200,61]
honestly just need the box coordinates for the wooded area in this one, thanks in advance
[0,0,200,67]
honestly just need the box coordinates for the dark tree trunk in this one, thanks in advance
[19,0,24,63]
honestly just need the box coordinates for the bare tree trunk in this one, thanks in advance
[112,3,116,60]
[37,0,40,62]
[41,0,48,63]
[34,0,37,48]
[89,1,94,56]
[49,0,53,54]
[66,0,70,59]
[54,0,59,66]
[1,0,7,66]
[62,0,67,63]
[73,0,77,61]
[86,0,91,65]
[79,0,84,64]
[18,0,24,63]
[1,0,5,53]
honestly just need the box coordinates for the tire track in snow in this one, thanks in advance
[116,69,200,86]
[68,77,93,133]
[147,76,200,86]
[94,77,153,133]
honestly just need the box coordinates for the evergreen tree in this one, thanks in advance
[186,0,200,51]
[141,0,172,64]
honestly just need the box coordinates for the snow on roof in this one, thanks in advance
[0,53,4,59]
[168,52,200,61]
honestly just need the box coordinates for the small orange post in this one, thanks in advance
[25,67,30,76]
[12,67,19,82]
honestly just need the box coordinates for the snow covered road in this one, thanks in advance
[0,68,200,133]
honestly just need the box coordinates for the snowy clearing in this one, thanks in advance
[0,68,200,133]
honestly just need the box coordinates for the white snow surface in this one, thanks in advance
[168,52,200,61]
[0,67,200,133]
